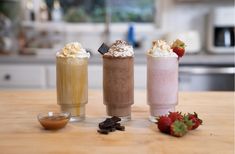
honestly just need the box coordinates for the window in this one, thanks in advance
[45,0,155,23]
[108,0,155,23]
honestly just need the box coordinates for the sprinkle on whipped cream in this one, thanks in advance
[104,40,134,58]
[56,42,90,58]
[147,40,178,57]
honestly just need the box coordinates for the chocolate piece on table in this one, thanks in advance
[109,127,116,132]
[97,129,109,135]
[114,123,121,127]
[98,43,109,55]
[111,116,121,123]
[116,125,125,131]
[98,117,125,135]
[99,118,115,129]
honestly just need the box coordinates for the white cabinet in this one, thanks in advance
[0,64,147,89]
[46,66,56,88]
[0,65,46,88]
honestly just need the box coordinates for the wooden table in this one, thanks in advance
[0,90,233,154]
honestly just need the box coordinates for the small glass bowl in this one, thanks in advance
[38,112,71,130]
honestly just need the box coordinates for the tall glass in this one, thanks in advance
[147,55,178,122]
[56,56,88,122]
[103,56,134,121]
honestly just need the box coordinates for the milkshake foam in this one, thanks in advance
[56,42,90,58]
[104,40,134,58]
[147,40,178,57]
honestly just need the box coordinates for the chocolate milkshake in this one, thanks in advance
[147,40,178,122]
[56,42,90,122]
[102,40,134,121]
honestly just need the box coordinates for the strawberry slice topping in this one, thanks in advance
[171,39,186,58]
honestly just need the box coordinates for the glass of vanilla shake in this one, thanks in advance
[147,40,178,122]
[56,42,90,122]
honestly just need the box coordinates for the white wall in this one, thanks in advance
[160,0,234,49]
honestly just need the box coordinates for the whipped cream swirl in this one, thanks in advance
[56,42,90,58]
[104,40,134,57]
[147,40,178,57]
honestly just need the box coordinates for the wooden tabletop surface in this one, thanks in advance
[0,90,233,154]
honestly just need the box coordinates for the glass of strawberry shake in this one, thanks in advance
[147,40,180,123]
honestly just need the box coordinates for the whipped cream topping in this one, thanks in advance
[104,40,134,57]
[147,40,178,57]
[56,42,90,58]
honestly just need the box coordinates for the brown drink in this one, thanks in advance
[102,40,134,121]
[56,42,90,122]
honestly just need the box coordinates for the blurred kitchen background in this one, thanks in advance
[0,0,234,91]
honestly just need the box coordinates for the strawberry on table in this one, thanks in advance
[170,120,188,137]
[156,111,203,137]
[183,115,194,130]
[171,39,186,58]
[168,111,183,122]
[187,112,203,130]
[157,116,173,134]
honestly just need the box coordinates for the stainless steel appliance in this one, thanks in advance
[207,7,235,54]
[179,67,234,91]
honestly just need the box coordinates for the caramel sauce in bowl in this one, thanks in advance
[38,112,71,130]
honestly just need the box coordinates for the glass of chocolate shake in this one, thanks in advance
[101,40,134,121]
[147,40,178,122]
[56,42,90,122]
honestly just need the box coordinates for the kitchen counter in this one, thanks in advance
[0,90,233,154]
[0,53,234,66]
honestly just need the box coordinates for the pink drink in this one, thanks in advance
[147,55,178,122]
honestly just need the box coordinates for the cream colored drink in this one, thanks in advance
[56,42,90,122]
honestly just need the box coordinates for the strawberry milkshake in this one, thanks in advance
[147,40,179,122]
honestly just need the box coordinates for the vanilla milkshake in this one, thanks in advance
[147,40,178,122]
[56,42,90,122]
[102,40,134,121]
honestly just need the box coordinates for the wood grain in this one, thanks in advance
[0,90,233,154]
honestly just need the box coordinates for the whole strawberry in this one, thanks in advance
[188,112,203,130]
[168,111,183,122]
[157,116,172,134]
[171,39,186,57]
[170,120,188,137]
[183,115,194,130]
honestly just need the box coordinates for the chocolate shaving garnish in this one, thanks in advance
[98,43,109,55]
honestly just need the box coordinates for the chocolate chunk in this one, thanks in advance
[109,127,116,132]
[98,117,125,135]
[97,129,109,135]
[111,116,121,123]
[99,118,115,129]
[114,123,121,127]
[98,43,109,55]
[116,125,125,131]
